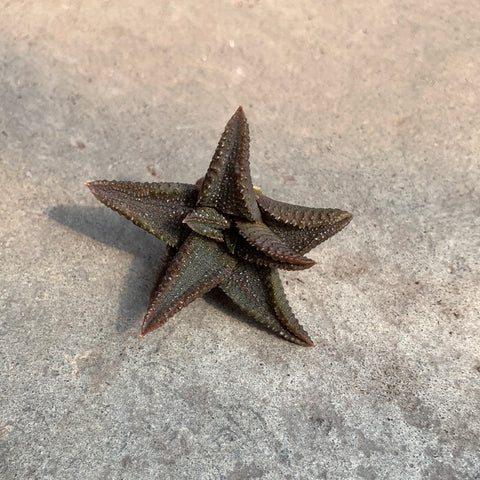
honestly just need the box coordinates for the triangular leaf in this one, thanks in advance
[219,262,314,346]
[183,207,230,242]
[142,233,238,335]
[87,181,199,247]
[257,194,352,254]
[197,106,261,222]
[235,219,315,269]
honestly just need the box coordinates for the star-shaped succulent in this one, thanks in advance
[86,107,352,346]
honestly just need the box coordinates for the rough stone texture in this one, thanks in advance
[1,2,479,479]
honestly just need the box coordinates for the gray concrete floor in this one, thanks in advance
[1,2,479,479]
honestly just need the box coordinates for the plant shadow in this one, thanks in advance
[47,204,167,332]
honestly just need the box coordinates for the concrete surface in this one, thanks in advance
[1,1,479,479]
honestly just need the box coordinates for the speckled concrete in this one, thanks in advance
[1,2,479,479]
